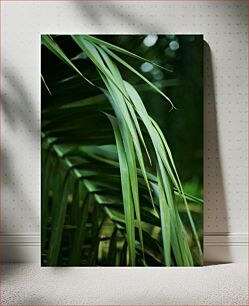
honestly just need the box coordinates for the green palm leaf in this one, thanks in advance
[41,34,203,267]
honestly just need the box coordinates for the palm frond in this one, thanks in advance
[41,34,203,266]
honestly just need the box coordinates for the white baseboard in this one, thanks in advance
[204,232,248,263]
[1,233,40,263]
[1,232,248,263]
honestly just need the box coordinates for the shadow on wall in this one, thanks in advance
[2,68,38,137]
[203,42,230,263]
[74,2,161,33]
[1,69,40,278]
[1,67,39,240]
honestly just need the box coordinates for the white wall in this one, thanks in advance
[1,0,248,263]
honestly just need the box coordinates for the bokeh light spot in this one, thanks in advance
[169,40,179,51]
[140,62,154,73]
[143,35,158,47]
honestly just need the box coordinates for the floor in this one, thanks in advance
[2,263,248,305]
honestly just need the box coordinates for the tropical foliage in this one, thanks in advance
[41,35,203,266]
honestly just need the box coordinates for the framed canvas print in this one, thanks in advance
[41,34,203,267]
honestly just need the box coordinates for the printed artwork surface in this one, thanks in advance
[41,35,203,267]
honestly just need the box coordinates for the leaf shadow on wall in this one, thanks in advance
[1,67,39,267]
[74,2,160,33]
